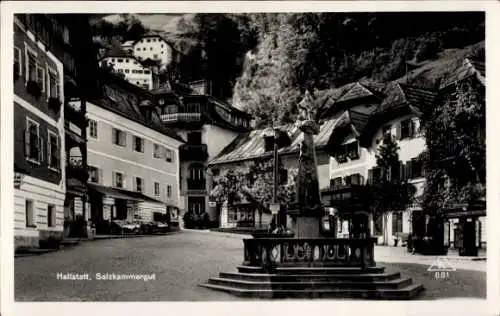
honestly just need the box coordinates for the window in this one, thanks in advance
[47,131,60,170]
[25,199,35,227]
[143,48,146,51]
[137,70,143,74]
[153,144,162,158]
[113,172,125,188]
[154,182,160,196]
[165,148,173,162]
[142,84,149,90]
[88,166,100,183]
[125,59,129,63]
[150,47,153,51]
[392,212,403,234]
[135,177,143,192]
[125,69,130,73]
[26,48,37,81]
[161,44,164,48]
[47,204,56,227]
[117,58,123,63]
[133,136,144,152]
[144,70,150,74]
[14,46,22,78]
[35,63,45,92]
[111,58,115,62]
[136,48,140,51]
[400,119,412,139]
[264,136,274,152]
[167,185,172,198]
[136,81,140,84]
[25,118,41,163]
[153,54,158,59]
[117,69,124,73]
[48,69,59,98]
[161,51,164,54]
[89,120,98,138]
[112,128,127,147]
[147,39,151,43]
[409,158,424,179]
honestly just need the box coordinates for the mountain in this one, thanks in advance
[92,12,485,127]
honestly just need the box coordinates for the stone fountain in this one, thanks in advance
[200,91,424,299]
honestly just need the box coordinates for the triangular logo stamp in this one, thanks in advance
[427,257,457,272]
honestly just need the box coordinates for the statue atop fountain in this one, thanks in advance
[289,90,325,237]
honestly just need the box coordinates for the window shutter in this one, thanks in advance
[39,137,44,163]
[400,161,406,180]
[395,123,402,140]
[98,168,103,184]
[112,172,116,187]
[24,128,30,157]
[47,137,52,166]
[122,131,127,147]
[112,129,116,144]
[367,169,373,184]
[406,161,412,180]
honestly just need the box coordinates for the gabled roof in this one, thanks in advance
[208,116,343,166]
[336,82,377,103]
[104,46,131,58]
[89,71,184,144]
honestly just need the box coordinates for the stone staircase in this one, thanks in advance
[200,265,424,299]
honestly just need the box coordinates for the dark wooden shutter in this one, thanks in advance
[399,161,407,180]
[367,168,373,184]
[24,128,30,157]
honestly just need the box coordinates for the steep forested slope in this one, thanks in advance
[93,12,485,127]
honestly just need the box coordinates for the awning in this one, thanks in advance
[88,183,173,206]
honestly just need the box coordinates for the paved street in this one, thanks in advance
[15,230,486,301]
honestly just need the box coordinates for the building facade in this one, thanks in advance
[99,48,153,90]
[150,87,253,226]
[208,118,339,229]
[131,34,181,69]
[321,59,486,249]
[80,73,183,233]
[13,15,69,248]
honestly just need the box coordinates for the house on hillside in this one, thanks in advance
[147,87,253,227]
[208,118,341,229]
[73,71,184,234]
[320,55,486,249]
[129,34,183,70]
[99,47,153,90]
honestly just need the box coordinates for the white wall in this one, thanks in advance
[86,102,182,208]
[203,124,240,160]
[132,36,173,68]
[100,57,153,90]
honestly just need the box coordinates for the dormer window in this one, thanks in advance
[264,136,275,152]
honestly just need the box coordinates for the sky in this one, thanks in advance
[100,13,195,35]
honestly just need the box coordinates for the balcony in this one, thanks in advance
[64,102,86,126]
[160,113,202,123]
[186,179,206,194]
[66,157,89,183]
[179,144,208,161]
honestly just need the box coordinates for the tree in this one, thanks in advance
[210,157,297,227]
[369,133,417,245]
[420,78,485,217]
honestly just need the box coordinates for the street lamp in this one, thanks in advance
[264,127,291,229]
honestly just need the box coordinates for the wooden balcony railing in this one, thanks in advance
[243,238,375,268]
[160,113,202,122]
